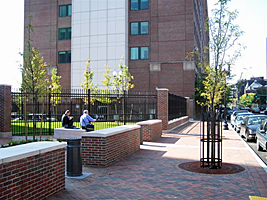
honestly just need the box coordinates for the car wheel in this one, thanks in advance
[245,133,249,142]
[257,139,263,151]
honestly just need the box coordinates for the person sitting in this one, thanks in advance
[80,110,96,132]
[61,110,78,129]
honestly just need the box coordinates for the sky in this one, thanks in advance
[0,0,266,89]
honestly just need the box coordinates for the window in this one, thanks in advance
[58,51,71,63]
[130,0,149,10]
[140,0,149,9]
[131,0,138,10]
[130,22,149,35]
[130,47,149,60]
[140,47,149,59]
[59,5,72,17]
[58,28,71,40]
[130,23,139,35]
[140,22,149,34]
[130,47,139,60]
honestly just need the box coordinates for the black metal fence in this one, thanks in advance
[11,89,157,136]
[168,93,187,120]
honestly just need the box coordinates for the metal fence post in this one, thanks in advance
[87,89,90,112]
[123,90,126,125]
[48,92,51,135]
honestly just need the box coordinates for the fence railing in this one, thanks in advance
[168,93,187,120]
[11,89,157,136]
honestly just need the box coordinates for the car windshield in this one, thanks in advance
[248,116,267,125]
[236,116,243,121]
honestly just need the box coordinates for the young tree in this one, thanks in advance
[49,68,62,119]
[81,59,98,106]
[189,0,244,112]
[112,56,134,93]
[187,0,244,168]
[21,15,49,140]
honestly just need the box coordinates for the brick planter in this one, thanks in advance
[137,119,162,142]
[81,125,140,167]
[0,142,66,199]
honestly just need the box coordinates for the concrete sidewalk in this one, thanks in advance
[48,121,267,200]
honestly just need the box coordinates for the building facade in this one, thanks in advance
[24,0,208,98]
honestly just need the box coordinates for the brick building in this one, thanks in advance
[24,0,208,98]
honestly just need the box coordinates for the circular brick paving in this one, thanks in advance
[177,161,245,175]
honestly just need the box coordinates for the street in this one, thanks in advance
[230,124,267,165]
[246,140,267,165]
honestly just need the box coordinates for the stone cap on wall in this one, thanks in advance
[168,116,188,124]
[0,142,66,164]
[137,119,162,125]
[82,125,141,138]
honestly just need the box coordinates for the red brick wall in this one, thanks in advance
[139,122,162,142]
[0,85,11,133]
[157,88,168,130]
[82,129,140,167]
[0,148,65,199]
[128,0,202,98]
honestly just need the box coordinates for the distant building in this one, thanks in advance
[24,0,208,100]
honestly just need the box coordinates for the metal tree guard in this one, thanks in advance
[200,111,222,169]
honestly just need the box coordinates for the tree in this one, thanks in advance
[189,0,244,112]
[50,68,62,119]
[81,59,98,106]
[21,15,49,140]
[112,56,134,93]
[238,93,254,108]
[187,0,244,169]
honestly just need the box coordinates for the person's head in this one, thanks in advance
[65,110,70,115]
[83,110,88,114]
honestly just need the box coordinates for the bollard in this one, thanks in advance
[66,138,82,176]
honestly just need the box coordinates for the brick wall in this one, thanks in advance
[82,127,140,167]
[168,116,189,130]
[157,88,168,130]
[0,85,11,134]
[0,144,65,199]
[137,120,162,142]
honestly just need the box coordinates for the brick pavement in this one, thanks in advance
[47,121,267,200]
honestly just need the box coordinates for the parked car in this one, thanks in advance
[230,110,249,127]
[240,115,267,142]
[220,106,234,120]
[256,120,267,151]
[259,104,266,111]
[251,107,260,113]
[233,112,254,132]
[260,109,267,115]
[233,113,254,133]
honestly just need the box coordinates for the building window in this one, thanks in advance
[130,22,149,35]
[130,47,149,60]
[140,47,149,59]
[58,28,71,40]
[130,0,149,10]
[130,47,139,60]
[58,51,71,63]
[59,5,72,17]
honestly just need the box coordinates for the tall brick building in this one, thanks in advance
[24,0,208,98]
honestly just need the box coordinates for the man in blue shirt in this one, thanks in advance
[80,110,96,132]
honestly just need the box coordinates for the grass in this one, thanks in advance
[11,121,136,136]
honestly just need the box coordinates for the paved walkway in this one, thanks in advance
[48,121,267,200]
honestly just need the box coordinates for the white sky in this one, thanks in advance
[0,0,266,89]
